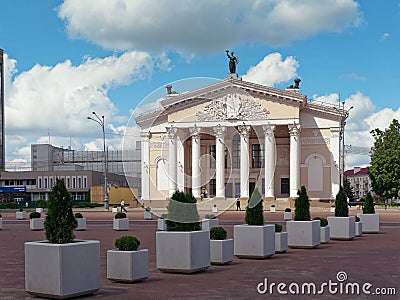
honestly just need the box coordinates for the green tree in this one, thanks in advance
[166,191,201,231]
[294,186,310,221]
[245,188,264,225]
[343,178,355,202]
[369,119,400,199]
[363,192,375,214]
[44,179,77,244]
[335,187,349,217]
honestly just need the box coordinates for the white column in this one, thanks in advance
[330,127,341,198]
[213,125,226,198]
[263,124,276,198]
[289,124,301,198]
[168,127,178,197]
[238,125,250,198]
[177,138,185,192]
[189,126,201,198]
[140,131,150,200]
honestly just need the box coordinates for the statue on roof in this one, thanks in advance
[226,50,238,74]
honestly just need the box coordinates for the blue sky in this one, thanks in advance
[1,0,400,170]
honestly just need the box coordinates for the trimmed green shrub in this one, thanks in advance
[19,208,23,212]
[210,227,227,240]
[160,213,168,219]
[334,187,349,217]
[74,212,83,218]
[275,223,283,233]
[204,214,216,219]
[284,208,291,212]
[44,179,77,244]
[245,188,264,225]
[166,191,201,231]
[313,217,328,227]
[294,186,310,221]
[30,212,41,219]
[115,236,140,251]
[115,212,126,219]
[6,202,19,209]
[363,192,375,214]
[35,199,47,209]
[355,216,360,222]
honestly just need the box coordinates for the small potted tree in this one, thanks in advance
[313,217,330,243]
[29,212,44,231]
[234,188,275,258]
[327,187,355,240]
[212,204,218,213]
[107,236,148,282]
[75,212,87,231]
[270,204,276,213]
[112,205,118,213]
[355,216,363,236]
[113,212,129,231]
[209,227,233,265]
[274,223,288,253]
[330,205,335,213]
[287,186,320,248]
[284,208,292,220]
[25,179,100,298]
[144,207,153,220]
[358,192,379,233]
[156,191,210,273]
[201,214,219,231]
[35,200,46,213]
[16,207,26,220]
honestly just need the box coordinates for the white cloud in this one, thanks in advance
[339,73,366,81]
[242,53,299,86]
[312,93,340,105]
[58,0,361,52]
[380,33,390,41]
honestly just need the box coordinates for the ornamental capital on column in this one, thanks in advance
[262,124,275,137]
[238,125,251,138]
[140,131,151,141]
[167,126,179,139]
[189,125,201,139]
[288,124,301,136]
[213,125,226,139]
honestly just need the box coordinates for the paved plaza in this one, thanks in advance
[0,208,399,299]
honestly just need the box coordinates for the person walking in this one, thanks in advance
[120,199,127,213]
[236,198,241,211]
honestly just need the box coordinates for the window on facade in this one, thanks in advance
[83,176,87,188]
[44,177,48,189]
[210,145,216,169]
[252,144,264,168]
[281,178,289,195]
[209,179,216,196]
[66,177,71,189]
[72,177,76,189]
[232,135,240,169]
[38,177,42,189]
[78,177,82,189]
[49,177,54,188]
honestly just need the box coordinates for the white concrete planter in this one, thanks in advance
[76,218,87,231]
[234,224,275,258]
[35,208,43,213]
[330,207,335,213]
[30,218,44,231]
[113,218,129,231]
[320,226,330,243]
[112,207,118,213]
[210,239,234,265]
[25,240,100,299]
[144,210,153,220]
[270,206,276,213]
[201,218,219,231]
[212,206,218,213]
[16,211,26,220]
[275,232,288,253]
[358,213,379,233]
[157,218,166,231]
[287,220,321,248]
[284,212,293,220]
[327,216,355,240]
[156,230,210,273]
[355,222,363,237]
[107,249,148,282]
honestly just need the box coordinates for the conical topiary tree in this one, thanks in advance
[363,192,375,214]
[44,179,77,243]
[166,190,201,231]
[294,186,310,221]
[245,188,264,225]
[334,187,349,217]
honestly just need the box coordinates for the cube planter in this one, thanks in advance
[30,218,44,231]
[107,249,148,282]
[275,232,288,253]
[201,218,219,231]
[112,207,118,213]
[320,226,330,243]
[355,222,363,237]
[76,218,87,231]
[157,218,166,231]
[234,224,275,258]
[156,230,210,273]
[327,216,355,240]
[210,239,234,265]
[25,240,100,299]
[16,211,27,220]
[330,207,335,213]
[287,220,321,248]
[36,208,43,213]
[358,214,379,233]
[113,218,129,231]
[284,212,293,220]
[270,206,276,213]
[144,210,153,220]
[212,206,218,213]
[0,218,2,230]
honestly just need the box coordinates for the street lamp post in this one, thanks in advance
[336,102,353,187]
[87,112,109,210]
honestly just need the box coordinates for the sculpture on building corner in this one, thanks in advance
[226,50,238,74]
